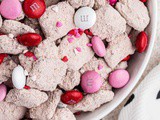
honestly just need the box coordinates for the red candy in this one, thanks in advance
[24,85,31,90]
[61,56,68,62]
[0,54,8,64]
[122,55,131,61]
[140,0,147,3]
[61,90,83,105]
[17,33,42,47]
[84,29,93,36]
[23,0,46,18]
[135,31,148,53]
[78,28,84,35]
[24,51,35,57]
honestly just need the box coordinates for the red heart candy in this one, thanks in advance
[0,54,8,64]
[61,90,83,105]
[140,0,147,3]
[17,33,42,47]
[135,31,148,53]
[23,0,46,18]
[122,55,131,61]
[24,51,35,57]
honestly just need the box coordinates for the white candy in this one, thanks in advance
[74,7,96,30]
[12,65,26,89]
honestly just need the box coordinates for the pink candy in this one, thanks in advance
[56,21,63,27]
[81,71,103,93]
[108,0,117,6]
[91,36,106,57]
[0,84,7,101]
[0,0,22,20]
[109,69,130,88]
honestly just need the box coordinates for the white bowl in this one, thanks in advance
[77,1,158,120]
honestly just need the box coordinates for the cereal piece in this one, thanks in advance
[11,55,20,64]
[5,88,48,108]
[67,0,82,8]
[73,90,114,111]
[104,33,135,68]
[100,81,112,90]
[39,2,75,41]
[0,101,26,120]
[80,57,112,79]
[59,69,81,91]
[45,0,60,7]
[16,7,25,21]
[115,61,128,70]
[51,108,76,120]
[0,57,17,84]
[68,0,94,8]
[90,4,126,40]
[116,0,150,31]
[24,18,43,35]
[27,58,67,91]
[34,37,59,59]
[30,89,62,120]
[126,24,132,35]
[19,53,34,73]
[59,34,94,70]
[0,35,27,54]
[81,0,95,7]
[94,0,108,10]
[0,15,2,28]
[0,20,35,36]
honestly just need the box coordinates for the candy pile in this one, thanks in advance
[0,0,149,119]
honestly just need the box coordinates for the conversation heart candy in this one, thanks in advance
[0,84,7,101]
[91,36,106,57]
[109,69,130,88]
[81,71,102,93]
[0,0,22,20]
[12,65,26,89]
[0,54,8,65]
[61,90,83,105]
[23,0,46,18]
[74,7,96,30]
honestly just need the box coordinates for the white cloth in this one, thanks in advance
[118,64,160,120]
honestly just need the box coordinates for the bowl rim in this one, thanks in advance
[77,1,158,120]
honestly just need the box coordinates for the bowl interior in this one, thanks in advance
[77,1,157,120]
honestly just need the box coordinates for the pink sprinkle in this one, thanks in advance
[74,29,79,34]
[75,33,81,38]
[86,43,92,47]
[76,47,82,52]
[68,34,73,37]
[33,56,38,61]
[68,37,74,43]
[56,21,63,27]
[98,64,103,70]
